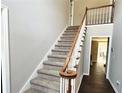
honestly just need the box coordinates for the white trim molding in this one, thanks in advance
[89,35,112,79]
[1,5,10,93]
[108,78,119,93]
[83,72,89,76]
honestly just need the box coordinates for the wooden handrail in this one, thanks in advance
[59,8,87,79]
[87,4,114,10]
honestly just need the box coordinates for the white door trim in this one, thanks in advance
[1,4,10,93]
[89,36,112,79]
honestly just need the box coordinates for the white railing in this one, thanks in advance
[86,4,114,25]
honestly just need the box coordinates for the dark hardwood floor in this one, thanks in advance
[78,62,115,93]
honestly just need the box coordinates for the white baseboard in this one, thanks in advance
[108,77,118,93]
[76,74,83,93]
[19,25,68,93]
[83,72,89,76]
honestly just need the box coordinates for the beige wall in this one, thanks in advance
[73,0,112,25]
[86,0,111,8]
[73,0,86,25]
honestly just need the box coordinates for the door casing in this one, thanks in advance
[89,36,112,79]
[1,4,10,93]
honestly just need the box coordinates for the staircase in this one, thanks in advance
[23,4,114,93]
[23,26,82,93]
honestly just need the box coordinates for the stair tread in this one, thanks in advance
[31,77,59,91]
[37,69,60,77]
[65,30,78,32]
[24,88,45,93]
[55,44,72,47]
[48,54,67,58]
[67,26,80,28]
[43,61,64,66]
[66,26,80,30]
[52,49,69,52]
[56,43,72,45]
[58,40,73,42]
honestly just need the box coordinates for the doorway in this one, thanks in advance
[90,37,109,75]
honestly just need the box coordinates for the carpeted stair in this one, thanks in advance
[23,26,86,93]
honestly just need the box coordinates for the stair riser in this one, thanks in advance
[60,38,74,41]
[38,73,60,82]
[48,57,66,62]
[62,34,76,37]
[67,26,79,28]
[57,42,72,45]
[61,36,75,38]
[43,65,62,71]
[66,28,79,30]
[31,85,59,93]
[63,32,77,35]
[64,30,77,32]
[64,32,77,34]
[55,46,70,50]
[51,51,68,55]
[58,40,73,42]
[65,30,78,33]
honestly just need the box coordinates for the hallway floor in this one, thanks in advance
[78,62,115,93]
